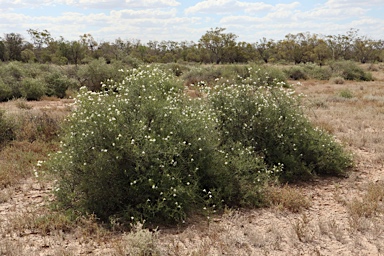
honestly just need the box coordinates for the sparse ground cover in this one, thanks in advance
[0,63,383,255]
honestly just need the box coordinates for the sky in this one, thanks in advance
[1,0,384,44]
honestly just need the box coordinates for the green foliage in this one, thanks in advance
[182,65,222,86]
[44,72,78,98]
[0,61,25,98]
[161,63,190,77]
[330,61,373,81]
[208,82,352,181]
[301,64,332,80]
[233,65,287,87]
[48,66,230,224]
[182,64,287,88]
[0,78,13,102]
[47,65,352,226]
[284,66,308,80]
[20,77,46,100]
[284,64,332,81]
[77,58,126,91]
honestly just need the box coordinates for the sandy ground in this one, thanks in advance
[1,71,384,255]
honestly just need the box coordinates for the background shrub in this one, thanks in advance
[77,58,126,91]
[44,72,78,98]
[284,66,308,80]
[302,64,332,80]
[0,78,13,102]
[339,89,354,99]
[20,78,47,100]
[330,76,345,84]
[330,61,373,81]
[182,65,222,86]
[0,61,25,99]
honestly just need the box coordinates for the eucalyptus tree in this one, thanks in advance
[198,27,238,64]
[3,33,25,61]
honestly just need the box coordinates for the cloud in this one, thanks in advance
[325,0,384,8]
[185,0,300,15]
[185,0,243,14]
[113,8,177,19]
[60,0,180,8]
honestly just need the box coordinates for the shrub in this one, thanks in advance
[0,78,13,102]
[208,82,352,181]
[20,78,47,100]
[247,65,287,86]
[330,76,345,84]
[0,61,25,98]
[284,66,308,80]
[161,63,190,77]
[182,66,222,86]
[77,58,126,91]
[44,72,78,98]
[47,65,352,226]
[15,112,61,142]
[302,64,332,80]
[48,66,245,224]
[330,61,373,81]
[339,89,354,99]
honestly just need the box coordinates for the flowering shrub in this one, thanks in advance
[209,80,352,181]
[49,66,261,224]
[48,65,352,225]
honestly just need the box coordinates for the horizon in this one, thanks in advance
[1,0,384,44]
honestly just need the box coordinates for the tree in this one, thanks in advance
[3,33,25,61]
[255,38,276,63]
[69,41,87,65]
[27,29,53,62]
[0,41,5,61]
[327,29,359,61]
[354,37,377,63]
[313,39,331,65]
[198,27,238,64]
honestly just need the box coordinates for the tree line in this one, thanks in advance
[1,27,383,65]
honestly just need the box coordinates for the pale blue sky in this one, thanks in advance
[1,0,383,43]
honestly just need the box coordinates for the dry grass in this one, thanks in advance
[14,98,33,110]
[266,184,312,213]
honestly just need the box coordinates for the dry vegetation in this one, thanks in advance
[1,64,384,255]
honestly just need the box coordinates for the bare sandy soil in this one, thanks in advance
[0,69,384,255]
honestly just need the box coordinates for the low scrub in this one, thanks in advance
[284,64,332,80]
[0,62,81,101]
[77,58,126,91]
[183,64,287,88]
[284,66,308,80]
[46,65,352,226]
[330,61,373,81]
